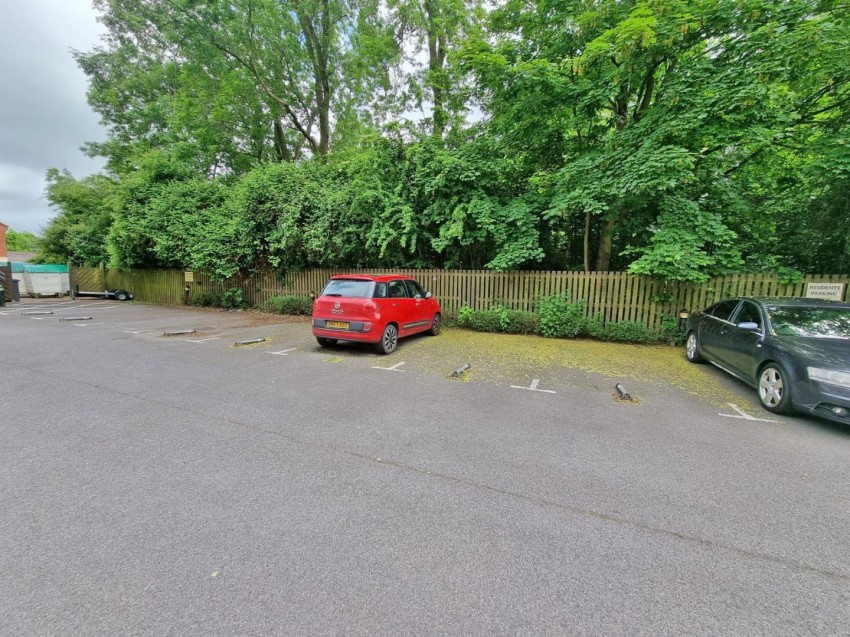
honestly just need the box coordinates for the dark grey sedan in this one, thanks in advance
[685,297,850,425]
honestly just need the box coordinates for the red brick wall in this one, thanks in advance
[0,223,8,260]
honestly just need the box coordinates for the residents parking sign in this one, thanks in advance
[805,282,845,301]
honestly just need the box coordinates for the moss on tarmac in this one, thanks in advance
[403,327,745,408]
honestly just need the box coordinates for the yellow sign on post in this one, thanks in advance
[184,271,194,283]
[805,282,845,301]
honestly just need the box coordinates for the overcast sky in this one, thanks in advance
[0,1,107,235]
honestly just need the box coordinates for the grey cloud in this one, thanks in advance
[0,0,107,234]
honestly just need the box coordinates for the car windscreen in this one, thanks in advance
[767,306,850,338]
[321,279,375,298]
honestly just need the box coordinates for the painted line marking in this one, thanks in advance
[511,378,556,394]
[267,348,298,356]
[372,361,407,372]
[123,330,151,334]
[719,403,777,423]
[186,337,221,343]
[73,322,105,327]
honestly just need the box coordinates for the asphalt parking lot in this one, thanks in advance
[2,297,849,636]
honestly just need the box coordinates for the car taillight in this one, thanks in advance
[363,322,372,332]
[363,301,377,313]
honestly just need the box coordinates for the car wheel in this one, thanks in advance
[758,363,794,415]
[316,337,337,348]
[115,290,129,301]
[428,313,441,336]
[685,332,704,363]
[376,324,398,355]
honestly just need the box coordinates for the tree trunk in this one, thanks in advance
[583,210,591,273]
[273,120,293,161]
[298,1,331,158]
[425,1,447,139]
[595,217,616,271]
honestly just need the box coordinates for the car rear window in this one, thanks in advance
[322,279,374,298]
[767,306,850,338]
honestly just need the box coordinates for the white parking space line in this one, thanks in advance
[719,403,777,423]
[187,337,221,343]
[73,322,105,327]
[17,301,78,310]
[267,348,297,356]
[511,378,556,394]
[123,330,152,334]
[372,361,406,372]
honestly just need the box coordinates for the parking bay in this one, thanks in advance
[2,298,849,635]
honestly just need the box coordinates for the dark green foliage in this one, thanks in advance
[536,295,589,339]
[190,292,221,307]
[266,295,313,315]
[192,288,246,309]
[456,305,539,334]
[40,0,850,279]
[455,299,668,343]
[589,320,660,344]
[220,288,246,309]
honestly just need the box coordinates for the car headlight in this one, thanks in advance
[807,367,850,388]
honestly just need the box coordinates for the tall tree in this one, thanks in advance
[387,0,478,138]
[86,0,395,162]
[465,0,850,279]
[39,169,116,266]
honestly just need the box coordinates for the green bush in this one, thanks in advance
[192,287,246,309]
[593,320,660,344]
[191,291,221,307]
[221,287,246,309]
[658,315,686,345]
[456,304,539,334]
[536,295,588,338]
[267,295,313,315]
[455,297,672,344]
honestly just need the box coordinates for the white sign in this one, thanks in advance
[805,282,845,301]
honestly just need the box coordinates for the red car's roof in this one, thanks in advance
[330,274,412,282]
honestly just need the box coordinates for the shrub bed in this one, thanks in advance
[192,287,246,309]
[456,305,539,334]
[454,294,673,344]
[267,295,313,315]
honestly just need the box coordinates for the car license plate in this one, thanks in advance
[326,320,350,329]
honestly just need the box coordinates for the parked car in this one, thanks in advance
[684,297,850,424]
[311,274,442,354]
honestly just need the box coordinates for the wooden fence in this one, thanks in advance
[70,266,850,331]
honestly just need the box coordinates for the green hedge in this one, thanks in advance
[456,305,539,334]
[455,294,675,344]
[266,295,313,315]
[192,287,246,309]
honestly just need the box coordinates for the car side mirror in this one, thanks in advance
[425,291,432,299]
[737,321,760,331]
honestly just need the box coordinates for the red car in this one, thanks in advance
[311,274,442,354]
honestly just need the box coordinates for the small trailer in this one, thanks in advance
[73,287,133,301]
